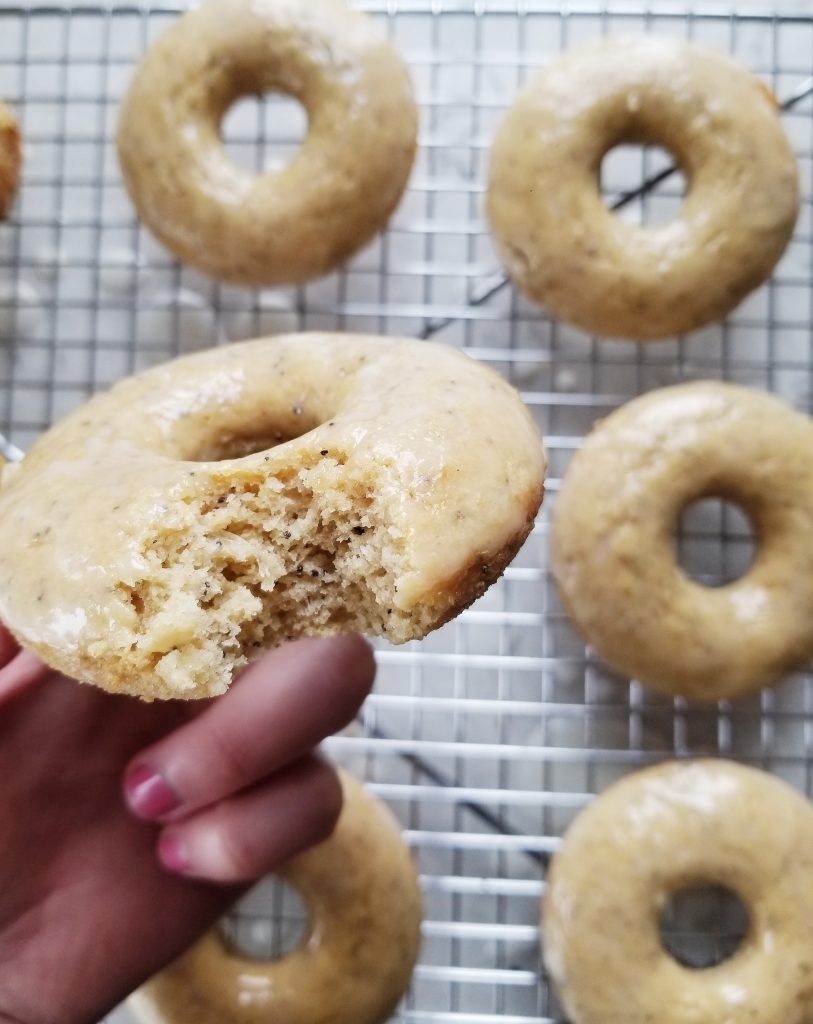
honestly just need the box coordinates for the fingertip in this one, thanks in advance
[304,632,377,721]
[157,830,190,875]
[257,631,375,686]
[237,631,376,733]
[339,632,377,694]
[123,763,182,821]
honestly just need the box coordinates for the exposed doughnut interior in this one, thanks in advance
[115,440,439,697]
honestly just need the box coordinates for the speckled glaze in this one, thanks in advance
[543,760,813,1024]
[552,382,813,701]
[0,102,21,220]
[129,773,423,1024]
[487,37,799,341]
[117,0,418,286]
[0,332,545,695]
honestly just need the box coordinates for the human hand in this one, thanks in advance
[0,630,374,1024]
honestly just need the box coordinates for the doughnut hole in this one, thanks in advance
[187,426,315,462]
[221,879,309,960]
[221,93,309,175]
[660,884,750,968]
[676,498,757,587]
[169,402,325,462]
[600,145,687,226]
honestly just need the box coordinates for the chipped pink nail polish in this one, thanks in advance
[158,832,189,874]
[124,764,180,820]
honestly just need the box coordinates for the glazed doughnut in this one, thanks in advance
[543,760,813,1024]
[129,772,422,1024]
[488,37,799,340]
[0,333,545,700]
[0,102,21,220]
[551,382,813,701]
[117,0,418,286]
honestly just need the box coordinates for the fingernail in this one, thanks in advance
[158,832,189,874]
[124,764,180,820]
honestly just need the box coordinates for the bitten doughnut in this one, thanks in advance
[0,333,545,700]
[488,37,799,340]
[552,382,813,701]
[129,772,422,1024]
[0,102,21,220]
[543,760,813,1024]
[117,0,418,286]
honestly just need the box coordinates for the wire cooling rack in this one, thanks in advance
[1,1,813,1021]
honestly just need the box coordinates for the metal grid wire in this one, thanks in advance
[1,2,812,1021]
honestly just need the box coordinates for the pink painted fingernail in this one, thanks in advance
[158,832,189,874]
[124,764,180,820]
